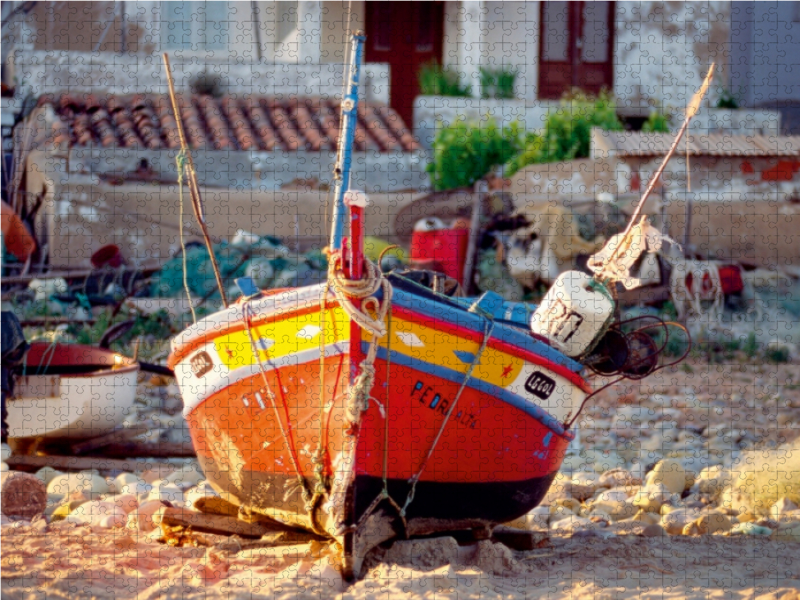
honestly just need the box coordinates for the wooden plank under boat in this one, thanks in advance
[7,342,139,441]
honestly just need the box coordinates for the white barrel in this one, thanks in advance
[530,271,614,358]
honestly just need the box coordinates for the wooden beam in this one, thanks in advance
[6,454,185,473]
[71,421,154,455]
[92,440,196,458]
[155,506,289,538]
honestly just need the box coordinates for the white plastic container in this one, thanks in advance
[530,271,614,358]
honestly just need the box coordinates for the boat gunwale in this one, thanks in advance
[20,342,139,379]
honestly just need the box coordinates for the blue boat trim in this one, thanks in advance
[367,342,575,440]
[389,286,583,374]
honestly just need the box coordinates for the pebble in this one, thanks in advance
[775,522,800,542]
[589,501,637,522]
[731,522,773,536]
[128,499,167,533]
[661,508,702,535]
[633,483,673,513]
[165,464,204,489]
[111,473,144,494]
[0,462,7,472]
[598,468,641,488]
[595,488,630,504]
[695,465,728,497]
[0,443,11,462]
[34,467,62,485]
[550,515,596,534]
[64,500,127,527]
[771,497,800,520]
[694,513,733,535]
[104,493,139,514]
[630,510,660,525]
[147,480,184,505]
[184,481,220,510]
[47,472,109,499]
[646,459,688,495]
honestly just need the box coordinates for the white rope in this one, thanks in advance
[327,254,392,422]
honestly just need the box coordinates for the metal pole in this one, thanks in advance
[330,32,365,251]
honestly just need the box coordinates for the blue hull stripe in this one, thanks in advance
[367,342,575,440]
[389,287,583,374]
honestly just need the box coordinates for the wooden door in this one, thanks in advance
[538,1,615,100]
[365,2,444,127]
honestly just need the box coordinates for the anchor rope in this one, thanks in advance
[242,301,313,506]
[175,150,197,323]
[400,316,495,518]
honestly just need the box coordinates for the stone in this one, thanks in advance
[737,512,757,523]
[598,468,641,488]
[129,499,168,533]
[165,464,205,489]
[695,513,733,535]
[0,471,48,519]
[630,510,659,525]
[660,508,702,535]
[646,459,688,495]
[775,522,800,542]
[633,483,673,513]
[570,472,600,501]
[0,443,11,462]
[34,467,62,485]
[595,488,630,504]
[771,497,800,520]
[147,480,184,505]
[551,497,581,514]
[590,501,637,522]
[184,481,221,510]
[64,500,126,527]
[731,522,772,536]
[105,493,138,514]
[550,515,596,534]
[111,473,145,494]
[47,472,109,499]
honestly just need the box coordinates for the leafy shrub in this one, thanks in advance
[642,110,671,132]
[418,62,471,97]
[479,66,517,100]
[716,88,740,110]
[427,119,523,191]
[504,90,623,176]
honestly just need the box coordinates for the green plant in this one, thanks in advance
[427,118,523,191]
[642,110,671,132]
[743,332,758,359]
[716,88,740,109]
[479,66,517,100]
[504,90,623,176]
[418,62,471,97]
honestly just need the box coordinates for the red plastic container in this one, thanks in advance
[91,244,124,269]
[410,226,470,284]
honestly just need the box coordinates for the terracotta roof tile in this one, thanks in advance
[42,93,419,153]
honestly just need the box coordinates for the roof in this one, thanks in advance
[593,129,800,158]
[38,93,419,152]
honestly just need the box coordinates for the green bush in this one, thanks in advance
[642,110,671,132]
[426,119,523,191]
[418,62,471,97]
[504,90,623,176]
[716,88,740,110]
[479,66,517,100]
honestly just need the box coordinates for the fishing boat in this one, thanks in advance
[7,342,139,441]
[167,35,707,578]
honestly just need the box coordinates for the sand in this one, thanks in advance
[2,521,800,599]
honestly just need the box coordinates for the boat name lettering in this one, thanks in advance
[411,380,478,429]
[190,351,214,378]
[524,371,555,400]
